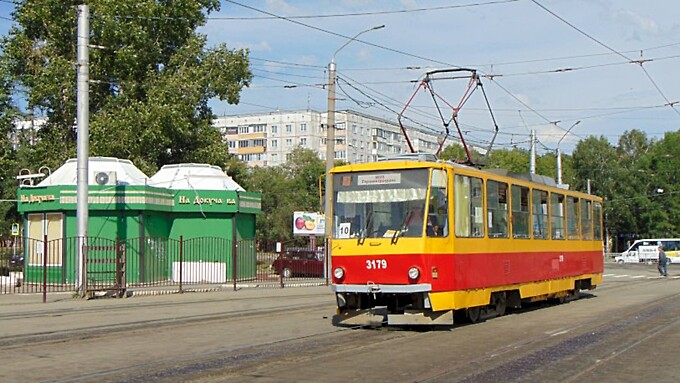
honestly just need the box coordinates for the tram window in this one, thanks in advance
[427,169,448,238]
[487,180,509,238]
[551,193,565,240]
[454,175,484,238]
[581,200,593,240]
[532,189,549,239]
[511,185,530,239]
[567,196,580,240]
[594,202,603,240]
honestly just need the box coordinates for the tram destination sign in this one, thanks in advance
[357,173,401,186]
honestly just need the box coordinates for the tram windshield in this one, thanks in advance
[332,169,432,239]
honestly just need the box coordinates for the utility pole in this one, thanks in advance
[76,4,90,296]
[529,130,536,174]
[557,120,580,186]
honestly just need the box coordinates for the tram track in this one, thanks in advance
[4,270,677,383]
[411,280,680,382]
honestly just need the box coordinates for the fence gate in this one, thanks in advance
[84,238,126,297]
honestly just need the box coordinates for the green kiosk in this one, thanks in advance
[17,157,261,288]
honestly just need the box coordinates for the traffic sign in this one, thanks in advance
[11,223,19,236]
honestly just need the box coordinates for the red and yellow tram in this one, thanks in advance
[330,154,603,326]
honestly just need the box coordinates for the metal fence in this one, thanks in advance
[0,236,329,299]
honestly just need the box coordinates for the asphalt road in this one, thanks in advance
[1,262,678,383]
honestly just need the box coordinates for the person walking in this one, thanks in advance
[658,244,668,277]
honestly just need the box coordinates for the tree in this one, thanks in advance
[647,131,680,237]
[0,57,20,235]
[487,148,530,172]
[439,142,484,164]
[1,0,252,175]
[245,147,325,244]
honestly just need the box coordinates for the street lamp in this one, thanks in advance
[556,120,580,185]
[325,25,384,240]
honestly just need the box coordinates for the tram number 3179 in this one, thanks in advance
[366,259,388,269]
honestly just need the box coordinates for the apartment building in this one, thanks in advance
[213,109,442,167]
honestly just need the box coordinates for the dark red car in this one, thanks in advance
[271,248,325,278]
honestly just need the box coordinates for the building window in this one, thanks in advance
[239,140,250,148]
[286,124,292,133]
[238,126,249,134]
[228,141,237,149]
[286,153,292,161]
[285,138,292,146]
[300,137,307,146]
[300,123,307,132]
[271,125,278,134]
[271,140,278,148]
[253,139,265,147]
[253,124,266,133]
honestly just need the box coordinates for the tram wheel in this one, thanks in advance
[493,292,507,317]
[467,306,482,323]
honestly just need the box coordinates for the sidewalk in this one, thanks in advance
[0,281,331,305]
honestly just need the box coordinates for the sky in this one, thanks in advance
[1,0,679,155]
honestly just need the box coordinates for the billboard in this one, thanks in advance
[293,211,325,236]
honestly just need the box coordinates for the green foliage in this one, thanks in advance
[0,0,251,236]
[487,148,530,172]
[1,0,251,175]
[0,57,21,234]
[244,147,325,243]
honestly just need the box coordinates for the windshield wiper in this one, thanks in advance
[358,210,373,245]
[392,210,413,245]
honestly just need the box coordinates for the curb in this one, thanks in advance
[126,287,222,297]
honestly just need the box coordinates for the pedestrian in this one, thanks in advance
[658,244,668,277]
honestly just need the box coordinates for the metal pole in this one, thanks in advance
[76,4,90,296]
[529,130,536,174]
[557,147,563,185]
[556,120,580,185]
[324,59,336,242]
[232,214,238,291]
[42,234,47,303]
[179,235,183,294]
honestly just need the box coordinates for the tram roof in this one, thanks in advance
[333,154,601,200]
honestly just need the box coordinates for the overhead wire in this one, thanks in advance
[217,0,520,20]
[530,0,680,117]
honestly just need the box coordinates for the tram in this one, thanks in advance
[329,154,603,326]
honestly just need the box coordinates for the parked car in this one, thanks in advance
[271,247,324,278]
[10,253,24,268]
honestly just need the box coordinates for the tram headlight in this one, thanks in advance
[333,267,345,280]
[408,267,420,280]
